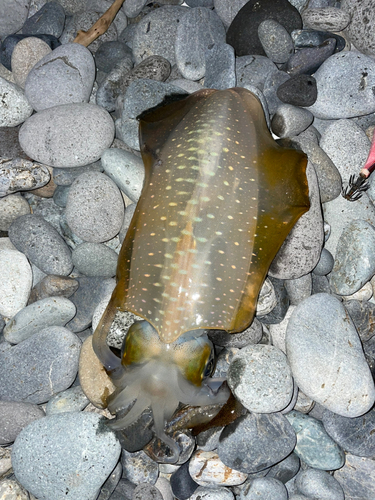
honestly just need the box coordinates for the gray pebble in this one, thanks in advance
[295,468,344,500]
[306,52,375,119]
[96,461,122,500]
[0,76,33,126]
[3,296,76,344]
[284,274,312,305]
[96,56,134,112]
[121,449,159,485]
[0,326,81,404]
[12,412,121,500]
[240,477,288,500]
[341,0,375,56]
[236,55,277,90]
[101,148,145,202]
[0,194,30,231]
[205,43,236,90]
[53,160,104,186]
[94,40,132,73]
[209,317,262,348]
[269,163,324,279]
[19,103,115,168]
[132,6,188,66]
[28,274,79,304]
[0,0,29,37]
[65,276,115,332]
[22,1,66,38]
[0,401,45,445]
[169,78,204,93]
[286,38,337,77]
[66,171,124,242]
[53,184,70,207]
[175,7,226,80]
[261,276,290,325]
[213,0,248,27]
[286,293,375,417]
[45,385,89,415]
[24,43,95,111]
[312,248,334,275]
[123,0,148,18]
[190,486,234,500]
[271,104,314,138]
[72,242,118,277]
[9,214,73,275]
[266,452,300,484]
[330,220,375,295]
[263,70,290,116]
[11,37,52,89]
[218,413,296,474]
[334,453,375,500]
[0,158,50,198]
[258,20,294,64]
[229,344,293,414]
[302,7,351,32]
[132,483,163,500]
[344,299,375,342]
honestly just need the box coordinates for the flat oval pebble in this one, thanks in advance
[0,0,29,38]
[175,7,226,80]
[21,1,66,37]
[66,171,124,242]
[307,51,375,119]
[11,36,52,89]
[0,76,33,126]
[295,468,344,500]
[12,411,121,500]
[285,410,345,470]
[24,43,95,111]
[330,220,375,296]
[3,296,76,344]
[218,413,296,474]
[258,19,294,64]
[189,450,248,486]
[0,400,45,445]
[302,7,351,32]
[101,148,145,202]
[19,103,115,168]
[286,293,375,417]
[45,385,89,415]
[334,453,375,499]
[240,477,288,500]
[132,6,188,65]
[227,344,293,413]
[0,248,32,318]
[72,242,118,277]
[9,214,73,275]
[0,326,81,404]
[269,163,323,279]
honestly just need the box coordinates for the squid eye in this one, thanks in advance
[203,356,215,378]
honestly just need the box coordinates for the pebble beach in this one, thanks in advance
[1,0,375,499]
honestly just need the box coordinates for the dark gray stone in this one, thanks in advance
[94,40,133,73]
[286,38,337,76]
[295,468,344,500]
[72,242,118,277]
[266,452,300,484]
[218,413,296,473]
[263,70,290,115]
[312,248,334,276]
[271,104,314,138]
[0,327,81,404]
[236,55,277,90]
[0,401,45,445]
[22,1,66,38]
[204,43,236,90]
[291,28,346,53]
[96,462,122,500]
[170,461,199,500]
[276,74,317,107]
[334,453,375,499]
[8,214,73,276]
[344,299,375,342]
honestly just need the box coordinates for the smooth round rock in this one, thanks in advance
[286,293,375,417]
[11,37,52,89]
[175,7,226,80]
[19,103,115,168]
[227,344,293,413]
[45,385,89,415]
[189,450,248,487]
[307,51,375,119]
[0,249,32,318]
[0,326,81,404]
[22,1,66,37]
[236,55,277,90]
[72,242,118,277]
[0,194,30,231]
[295,468,344,500]
[0,401,45,445]
[284,274,312,306]
[240,477,288,500]
[276,74,317,107]
[271,104,314,138]
[66,171,124,242]
[204,42,236,90]
[285,410,345,470]
[0,76,33,126]
[0,33,60,71]
[312,248,334,276]
[0,0,30,37]
[24,43,95,111]
[341,0,375,56]
[94,40,132,73]
[101,148,145,202]
[258,19,294,63]
[9,214,73,275]
[12,412,121,500]
[218,413,296,474]
[3,296,76,344]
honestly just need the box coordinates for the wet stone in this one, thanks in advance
[258,19,294,64]
[286,38,337,77]
[302,7,351,32]
[276,74,317,107]
[0,126,29,160]
[53,161,104,186]
[285,411,345,470]
[341,0,375,57]
[170,460,199,500]
[121,449,159,485]
[217,413,296,474]
[0,401,45,445]
[0,158,50,198]
[343,299,375,342]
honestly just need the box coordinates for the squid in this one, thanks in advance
[93,87,310,462]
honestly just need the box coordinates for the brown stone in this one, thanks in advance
[30,166,57,198]
[28,274,79,304]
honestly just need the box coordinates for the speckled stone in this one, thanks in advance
[227,344,293,413]
[24,43,95,111]
[22,1,65,37]
[284,274,312,306]
[72,242,118,277]
[0,401,45,445]
[0,326,81,404]
[271,104,314,138]
[0,77,33,126]
[189,450,248,486]
[0,158,50,198]
[11,37,52,89]
[302,7,351,31]
[94,40,132,73]
[258,19,294,63]
[121,449,159,485]
[95,57,134,112]
[45,385,89,415]
[0,194,30,231]
[0,0,30,38]
[9,214,73,275]
[0,249,32,318]
[12,412,121,500]
[218,413,296,474]
[285,411,345,470]
[276,75,317,107]
[235,55,277,90]
[3,296,76,344]
[286,293,375,417]
[19,103,115,168]
[65,171,124,243]
[341,0,375,56]
[295,468,344,500]
[205,42,236,90]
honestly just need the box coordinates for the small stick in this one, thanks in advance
[73,0,126,47]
